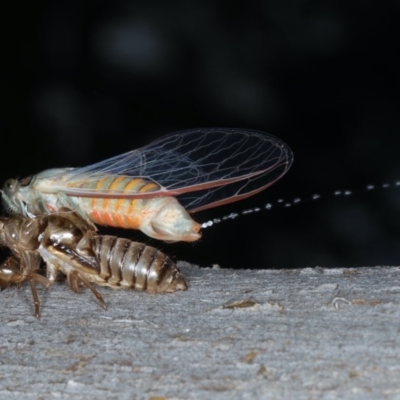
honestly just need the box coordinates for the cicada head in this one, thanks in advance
[1,172,37,215]
[1,169,68,217]
[1,178,25,214]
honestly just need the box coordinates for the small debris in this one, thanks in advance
[223,299,258,309]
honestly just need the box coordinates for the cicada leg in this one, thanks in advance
[29,274,52,318]
[20,252,51,318]
[67,270,107,310]
[0,254,51,318]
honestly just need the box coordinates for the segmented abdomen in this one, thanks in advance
[72,176,161,229]
[91,235,188,293]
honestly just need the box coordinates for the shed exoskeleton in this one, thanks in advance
[0,208,187,317]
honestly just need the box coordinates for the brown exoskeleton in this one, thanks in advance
[0,208,187,317]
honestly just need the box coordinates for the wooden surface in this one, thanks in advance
[0,263,400,399]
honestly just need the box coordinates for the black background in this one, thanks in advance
[2,1,400,269]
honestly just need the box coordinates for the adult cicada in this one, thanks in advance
[0,208,187,317]
[1,128,293,242]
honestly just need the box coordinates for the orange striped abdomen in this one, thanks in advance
[69,175,202,242]
[76,176,159,229]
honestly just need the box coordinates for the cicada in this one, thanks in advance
[0,208,187,317]
[1,128,293,242]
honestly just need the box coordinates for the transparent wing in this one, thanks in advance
[50,128,293,213]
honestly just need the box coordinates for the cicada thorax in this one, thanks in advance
[90,235,187,293]
[66,175,201,242]
[0,214,44,254]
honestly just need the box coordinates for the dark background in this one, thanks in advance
[2,1,400,269]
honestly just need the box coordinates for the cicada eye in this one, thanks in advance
[19,175,32,187]
[1,179,23,215]
[3,179,17,195]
